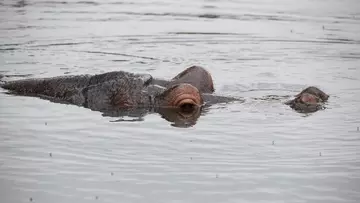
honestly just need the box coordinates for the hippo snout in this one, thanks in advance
[157,83,203,109]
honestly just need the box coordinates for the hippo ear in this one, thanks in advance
[172,66,196,80]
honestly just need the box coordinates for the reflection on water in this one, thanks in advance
[1,0,360,202]
[103,106,204,128]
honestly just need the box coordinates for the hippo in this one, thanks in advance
[0,66,238,116]
[0,66,329,124]
[285,86,329,113]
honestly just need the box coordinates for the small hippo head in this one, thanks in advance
[168,66,215,93]
[286,86,329,113]
[295,86,329,102]
[156,83,203,111]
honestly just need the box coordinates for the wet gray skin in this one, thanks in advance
[0,67,240,127]
[285,86,329,113]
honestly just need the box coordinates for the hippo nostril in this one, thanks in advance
[176,97,199,110]
[178,101,196,112]
[161,83,203,108]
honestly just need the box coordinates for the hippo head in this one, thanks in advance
[168,66,215,93]
[286,86,329,113]
[155,83,203,111]
[295,86,329,102]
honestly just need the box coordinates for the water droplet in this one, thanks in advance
[49,153,52,157]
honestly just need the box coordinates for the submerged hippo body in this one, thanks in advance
[285,86,329,113]
[0,66,237,113]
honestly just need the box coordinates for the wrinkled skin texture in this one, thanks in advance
[1,71,208,110]
[0,66,239,127]
[285,86,329,113]
[1,72,153,111]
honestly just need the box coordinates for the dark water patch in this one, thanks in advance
[198,14,220,19]
[5,61,38,65]
[112,59,129,62]
[70,16,129,22]
[32,42,94,47]
[262,38,360,45]
[340,55,360,59]
[334,75,359,81]
[78,50,158,60]
[42,10,95,14]
[124,36,358,45]
[236,57,267,61]
[0,0,30,7]
[110,117,144,122]
[109,2,135,5]
[35,1,99,5]
[103,107,204,128]
[37,17,63,21]
[34,1,128,6]
[133,61,147,64]
[1,74,33,78]
[319,37,357,42]
[245,88,298,93]
[334,15,360,21]
[13,0,27,8]
[35,1,68,5]
[105,11,303,22]
[203,5,217,9]
[0,25,50,31]
[76,1,99,5]
[128,39,245,45]
[168,32,242,36]
[252,95,292,101]
[0,43,24,47]
[0,48,17,51]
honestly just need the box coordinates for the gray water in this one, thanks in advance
[1,0,360,202]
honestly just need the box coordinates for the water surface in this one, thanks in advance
[1,0,360,202]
